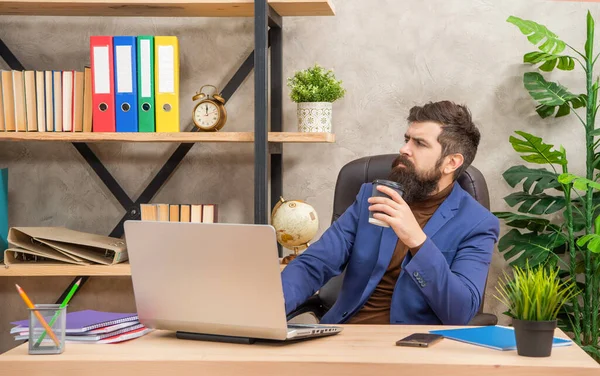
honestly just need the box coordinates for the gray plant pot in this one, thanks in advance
[512,318,557,357]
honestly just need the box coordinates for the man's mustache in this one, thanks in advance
[391,155,415,171]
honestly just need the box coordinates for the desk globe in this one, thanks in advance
[271,197,319,264]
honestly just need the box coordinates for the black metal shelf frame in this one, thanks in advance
[0,0,283,303]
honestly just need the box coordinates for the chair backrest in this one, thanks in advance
[318,154,491,313]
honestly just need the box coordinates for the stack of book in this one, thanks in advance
[0,69,92,132]
[10,310,152,344]
[140,203,218,223]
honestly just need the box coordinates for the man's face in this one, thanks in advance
[388,121,445,203]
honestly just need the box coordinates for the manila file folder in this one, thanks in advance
[4,227,127,265]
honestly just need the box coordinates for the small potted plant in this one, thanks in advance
[495,262,577,357]
[287,64,346,133]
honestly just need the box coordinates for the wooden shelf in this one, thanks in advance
[0,131,335,143]
[0,262,132,276]
[0,0,335,17]
[0,262,286,276]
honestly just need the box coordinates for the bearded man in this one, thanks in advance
[281,101,500,325]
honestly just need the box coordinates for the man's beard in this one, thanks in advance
[387,155,442,204]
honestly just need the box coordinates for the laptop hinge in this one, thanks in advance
[176,331,256,344]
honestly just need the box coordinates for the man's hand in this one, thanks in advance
[368,185,427,249]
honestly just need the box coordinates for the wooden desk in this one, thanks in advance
[1,325,598,375]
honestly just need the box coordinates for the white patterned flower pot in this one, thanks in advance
[297,102,333,133]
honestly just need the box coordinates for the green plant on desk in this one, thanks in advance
[495,263,578,357]
[495,263,577,322]
[495,11,600,360]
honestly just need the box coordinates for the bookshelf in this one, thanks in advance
[0,132,336,143]
[0,0,336,17]
[0,262,133,277]
[0,262,286,276]
[0,0,333,296]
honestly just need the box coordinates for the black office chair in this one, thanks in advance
[286,154,498,326]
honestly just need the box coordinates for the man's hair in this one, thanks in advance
[407,101,481,179]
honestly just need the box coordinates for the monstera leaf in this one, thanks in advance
[524,72,586,118]
[494,212,559,232]
[507,16,566,54]
[504,192,565,215]
[498,229,566,268]
[524,51,575,71]
[502,165,561,194]
[509,130,566,165]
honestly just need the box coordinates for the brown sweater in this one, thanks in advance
[347,182,454,324]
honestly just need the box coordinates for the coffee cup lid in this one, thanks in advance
[373,179,403,191]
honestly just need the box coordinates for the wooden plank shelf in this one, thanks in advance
[0,132,335,143]
[0,261,287,276]
[0,0,335,17]
[0,262,133,276]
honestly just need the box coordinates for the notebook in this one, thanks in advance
[98,326,153,344]
[10,310,138,334]
[429,325,572,351]
[11,320,140,335]
[13,323,146,342]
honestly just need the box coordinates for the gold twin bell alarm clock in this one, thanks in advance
[192,85,227,132]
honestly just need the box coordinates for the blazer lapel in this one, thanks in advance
[359,226,397,302]
[423,183,462,236]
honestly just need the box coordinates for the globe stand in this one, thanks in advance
[280,244,309,265]
[281,253,298,265]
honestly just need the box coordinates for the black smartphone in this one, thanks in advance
[395,333,443,348]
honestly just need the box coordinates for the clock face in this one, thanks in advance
[194,102,220,129]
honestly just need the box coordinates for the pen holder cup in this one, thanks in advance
[28,304,67,355]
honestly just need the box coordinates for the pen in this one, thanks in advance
[34,278,81,347]
[15,284,61,347]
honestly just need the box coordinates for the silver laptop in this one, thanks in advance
[123,220,342,343]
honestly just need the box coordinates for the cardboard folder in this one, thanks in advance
[4,227,127,265]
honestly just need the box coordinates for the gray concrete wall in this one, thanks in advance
[0,0,595,353]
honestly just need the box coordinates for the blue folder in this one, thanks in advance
[429,325,572,351]
[113,36,139,132]
[0,168,7,259]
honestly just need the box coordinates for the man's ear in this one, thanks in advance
[443,154,464,176]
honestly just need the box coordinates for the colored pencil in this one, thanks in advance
[15,284,61,347]
[34,278,81,347]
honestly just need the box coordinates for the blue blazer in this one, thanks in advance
[281,182,500,325]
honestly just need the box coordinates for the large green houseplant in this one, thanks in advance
[496,12,600,360]
[495,263,577,357]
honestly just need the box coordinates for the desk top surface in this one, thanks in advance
[1,325,599,376]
